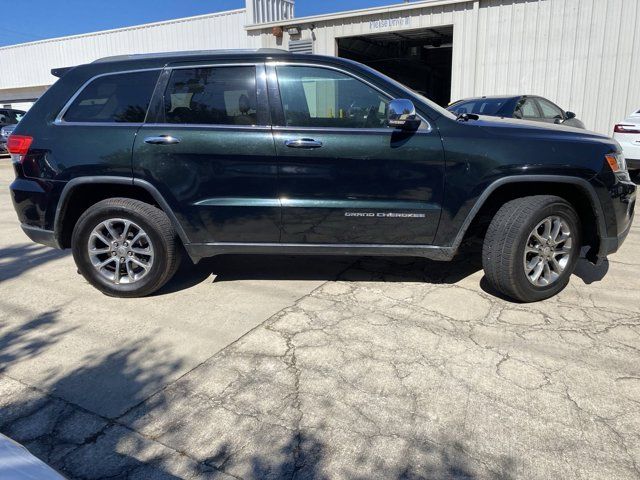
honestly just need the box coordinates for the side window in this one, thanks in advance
[162,66,257,125]
[276,65,389,129]
[513,98,540,119]
[537,98,564,120]
[63,70,159,123]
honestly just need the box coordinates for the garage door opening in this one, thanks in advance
[337,26,453,107]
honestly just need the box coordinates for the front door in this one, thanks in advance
[132,63,280,245]
[270,64,444,245]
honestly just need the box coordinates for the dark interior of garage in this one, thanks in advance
[337,26,453,107]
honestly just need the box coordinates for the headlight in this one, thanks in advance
[605,152,627,172]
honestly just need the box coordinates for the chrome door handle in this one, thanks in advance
[144,135,181,145]
[284,138,323,149]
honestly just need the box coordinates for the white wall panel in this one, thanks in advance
[0,9,258,91]
[254,0,638,134]
[1,0,638,135]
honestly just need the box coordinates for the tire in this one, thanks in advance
[482,195,581,302]
[72,198,181,298]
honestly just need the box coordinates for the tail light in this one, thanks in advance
[614,124,640,134]
[7,135,33,156]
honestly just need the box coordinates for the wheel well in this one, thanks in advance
[463,182,599,258]
[57,183,159,249]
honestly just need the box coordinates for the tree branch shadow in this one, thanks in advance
[0,243,69,284]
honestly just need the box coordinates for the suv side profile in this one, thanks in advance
[9,50,636,302]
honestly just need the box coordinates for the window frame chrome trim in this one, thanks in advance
[266,60,432,133]
[141,123,272,131]
[54,67,164,126]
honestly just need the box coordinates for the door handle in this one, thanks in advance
[284,138,323,149]
[144,135,181,145]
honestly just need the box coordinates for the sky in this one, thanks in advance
[0,0,412,47]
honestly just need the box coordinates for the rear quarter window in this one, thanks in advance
[62,70,160,123]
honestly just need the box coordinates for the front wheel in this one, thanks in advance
[72,198,181,298]
[482,195,581,302]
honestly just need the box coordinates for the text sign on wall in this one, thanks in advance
[369,17,411,30]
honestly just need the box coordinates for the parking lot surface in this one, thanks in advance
[1,159,639,479]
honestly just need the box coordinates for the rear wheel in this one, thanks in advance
[72,198,180,297]
[482,195,581,302]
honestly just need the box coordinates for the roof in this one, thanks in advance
[93,48,289,64]
[450,95,521,104]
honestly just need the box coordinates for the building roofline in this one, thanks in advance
[245,0,474,30]
[0,8,247,51]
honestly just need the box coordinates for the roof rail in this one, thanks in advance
[92,48,289,63]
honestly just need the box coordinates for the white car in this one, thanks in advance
[614,109,640,174]
[0,434,65,479]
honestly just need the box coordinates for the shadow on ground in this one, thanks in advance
[0,310,511,479]
[157,253,483,296]
[0,309,75,374]
[0,243,69,284]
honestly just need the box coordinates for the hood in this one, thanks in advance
[469,114,609,139]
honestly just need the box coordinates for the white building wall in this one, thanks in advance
[0,9,258,93]
[251,0,640,135]
[1,0,638,134]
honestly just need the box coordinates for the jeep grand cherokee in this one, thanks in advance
[9,49,636,302]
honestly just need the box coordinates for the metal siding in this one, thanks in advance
[469,0,639,133]
[1,0,639,135]
[279,0,637,134]
[0,9,258,91]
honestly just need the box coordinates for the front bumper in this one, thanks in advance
[598,217,633,259]
[596,176,636,261]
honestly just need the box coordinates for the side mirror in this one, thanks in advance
[565,111,576,120]
[387,99,420,129]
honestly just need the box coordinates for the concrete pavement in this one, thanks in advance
[1,160,639,479]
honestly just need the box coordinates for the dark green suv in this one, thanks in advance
[9,49,636,302]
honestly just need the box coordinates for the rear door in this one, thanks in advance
[132,62,280,245]
[49,69,160,181]
[270,63,444,245]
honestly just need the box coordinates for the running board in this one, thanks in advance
[185,242,455,262]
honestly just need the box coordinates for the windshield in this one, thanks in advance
[448,98,510,116]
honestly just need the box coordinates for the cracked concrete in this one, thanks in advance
[1,161,639,479]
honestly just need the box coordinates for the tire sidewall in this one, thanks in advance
[72,205,169,296]
[512,201,581,302]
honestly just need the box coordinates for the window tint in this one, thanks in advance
[449,98,508,115]
[276,66,389,128]
[513,98,539,119]
[537,98,563,119]
[63,70,159,123]
[162,66,257,125]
